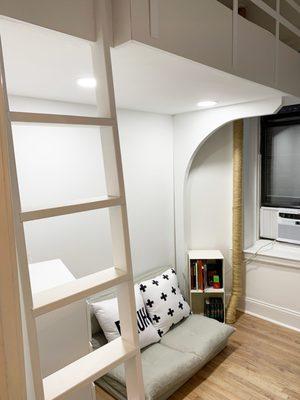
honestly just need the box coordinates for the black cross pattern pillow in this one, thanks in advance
[139,268,190,337]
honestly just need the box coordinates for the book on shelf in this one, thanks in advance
[203,262,207,289]
[204,297,224,322]
[197,260,204,291]
[190,261,197,290]
[195,261,198,290]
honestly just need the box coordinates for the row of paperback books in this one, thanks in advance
[204,297,224,322]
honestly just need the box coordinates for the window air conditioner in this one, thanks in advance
[277,209,300,245]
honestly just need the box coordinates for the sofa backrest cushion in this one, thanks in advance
[89,266,170,335]
[91,285,160,349]
[139,268,190,337]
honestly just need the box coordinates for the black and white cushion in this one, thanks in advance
[139,268,190,337]
[92,285,160,349]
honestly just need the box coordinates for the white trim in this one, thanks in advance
[232,0,238,69]
[238,296,300,332]
[275,0,280,85]
[149,0,159,39]
[244,240,300,269]
[245,252,300,269]
[255,119,261,241]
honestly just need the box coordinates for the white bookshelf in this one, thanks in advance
[188,250,225,323]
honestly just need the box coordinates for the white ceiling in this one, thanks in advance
[0,17,284,115]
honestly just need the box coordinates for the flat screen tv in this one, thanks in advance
[260,105,300,209]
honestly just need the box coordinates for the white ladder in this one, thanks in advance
[0,1,145,399]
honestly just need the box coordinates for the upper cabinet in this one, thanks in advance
[113,0,233,73]
[112,0,300,97]
[131,0,233,74]
[0,0,95,40]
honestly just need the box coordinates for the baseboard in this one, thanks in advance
[226,293,300,332]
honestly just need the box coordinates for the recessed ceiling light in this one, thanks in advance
[77,77,97,88]
[197,100,218,108]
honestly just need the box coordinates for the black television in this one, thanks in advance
[260,104,300,209]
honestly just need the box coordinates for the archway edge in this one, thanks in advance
[173,96,283,293]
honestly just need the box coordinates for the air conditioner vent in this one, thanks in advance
[277,209,300,245]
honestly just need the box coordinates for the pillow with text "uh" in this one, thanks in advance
[92,285,160,349]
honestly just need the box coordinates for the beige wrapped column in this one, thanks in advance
[226,119,244,324]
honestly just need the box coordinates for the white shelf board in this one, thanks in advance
[188,250,223,260]
[33,267,128,317]
[43,337,136,400]
[21,196,123,221]
[191,288,224,294]
[204,288,224,293]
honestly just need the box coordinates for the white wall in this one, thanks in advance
[242,259,300,330]
[10,96,175,279]
[118,110,175,275]
[187,123,233,292]
[243,116,300,331]
[173,97,282,295]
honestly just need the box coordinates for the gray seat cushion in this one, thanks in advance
[95,315,235,400]
[106,342,200,400]
[160,314,235,362]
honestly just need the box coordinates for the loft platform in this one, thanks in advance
[112,0,300,97]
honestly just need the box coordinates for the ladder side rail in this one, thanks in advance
[92,1,145,398]
[0,76,27,400]
[0,38,45,400]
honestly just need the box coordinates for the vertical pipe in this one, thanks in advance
[226,119,244,324]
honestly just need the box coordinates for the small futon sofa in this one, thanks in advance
[90,267,235,400]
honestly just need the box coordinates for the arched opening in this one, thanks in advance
[185,122,234,302]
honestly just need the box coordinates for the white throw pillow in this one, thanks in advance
[139,268,190,337]
[92,285,160,349]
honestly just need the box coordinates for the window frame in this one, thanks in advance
[260,112,300,210]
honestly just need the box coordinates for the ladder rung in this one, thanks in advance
[43,337,136,400]
[9,112,115,127]
[32,267,128,317]
[20,196,122,221]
